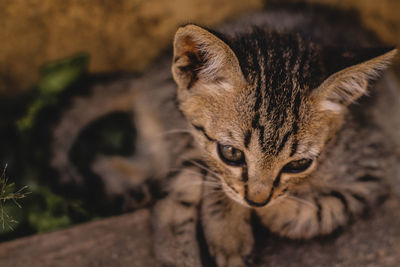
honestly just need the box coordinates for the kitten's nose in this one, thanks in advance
[244,184,272,207]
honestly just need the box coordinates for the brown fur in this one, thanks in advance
[152,23,397,267]
[48,8,399,267]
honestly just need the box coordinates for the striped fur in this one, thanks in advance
[154,20,398,267]
[48,8,399,267]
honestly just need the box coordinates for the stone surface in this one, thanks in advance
[0,199,400,266]
[0,209,158,267]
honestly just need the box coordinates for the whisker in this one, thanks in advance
[202,188,223,198]
[174,169,220,184]
[202,181,222,188]
[185,159,224,180]
[174,181,203,190]
[205,175,220,182]
[165,169,222,191]
[167,168,221,186]
[174,180,220,191]
[286,195,316,208]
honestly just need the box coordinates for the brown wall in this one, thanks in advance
[1,0,399,95]
[286,0,400,46]
[0,0,263,94]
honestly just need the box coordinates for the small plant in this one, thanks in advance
[0,165,30,230]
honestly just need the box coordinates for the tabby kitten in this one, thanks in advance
[152,24,397,267]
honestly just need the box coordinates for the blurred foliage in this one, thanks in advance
[0,53,90,241]
[17,53,88,133]
[27,186,71,233]
[0,165,30,232]
[0,53,136,242]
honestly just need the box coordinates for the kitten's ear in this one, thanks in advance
[313,47,397,113]
[172,24,245,90]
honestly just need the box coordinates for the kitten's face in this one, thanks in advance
[172,24,396,208]
[180,77,335,207]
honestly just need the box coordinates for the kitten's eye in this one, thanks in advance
[281,159,313,173]
[217,144,245,166]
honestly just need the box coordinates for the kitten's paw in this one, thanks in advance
[208,228,254,267]
[202,190,254,267]
[152,168,204,267]
[215,253,247,267]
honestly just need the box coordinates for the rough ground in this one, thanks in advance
[0,209,157,267]
[0,197,399,267]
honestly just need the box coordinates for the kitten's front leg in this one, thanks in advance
[257,176,389,239]
[202,183,253,267]
[152,168,204,267]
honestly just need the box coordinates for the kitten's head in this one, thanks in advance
[172,24,397,207]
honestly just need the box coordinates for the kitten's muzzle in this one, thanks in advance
[244,184,275,207]
[244,195,272,207]
[243,171,282,207]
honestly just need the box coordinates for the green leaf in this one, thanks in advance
[38,53,89,95]
[16,52,89,132]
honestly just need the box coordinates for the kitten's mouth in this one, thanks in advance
[243,182,279,208]
[244,193,273,207]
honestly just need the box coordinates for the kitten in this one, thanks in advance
[48,7,398,267]
[152,24,397,267]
